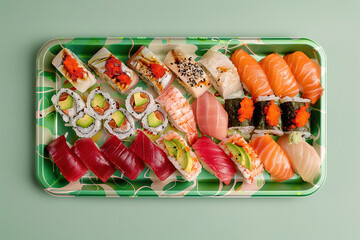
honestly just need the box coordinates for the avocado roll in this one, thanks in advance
[71,110,102,138]
[103,108,135,140]
[141,104,168,134]
[88,47,139,94]
[125,87,155,120]
[225,97,255,134]
[280,97,311,138]
[52,48,96,93]
[86,89,116,120]
[51,88,85,123]
[253,95,283,136]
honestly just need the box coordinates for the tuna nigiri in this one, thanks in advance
[249,134,294,182]
[277,133,321,184]
[218,134,264,183]
[230,49,274,98]
[47,135,88,183]
[191,91,228,140]
[193,136,237,185]
[129,130,176,181]
[156,85,198,145]
[284,51,323,105]
[101,135,144,180]
[72,138,116,183]
[260,53,299,97]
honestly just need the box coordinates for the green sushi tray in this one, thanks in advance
[36,37,326,197]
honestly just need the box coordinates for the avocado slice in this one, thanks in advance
[111,111,125,127]
[147,112,163,127]
[58,95,73,110]
[226,143,252,170]
[76,114,95,128]
[163,140,179,158]
[172,139,186,150]
[134,92,148,107]
[177,148,193,173]
[91,94,105,108]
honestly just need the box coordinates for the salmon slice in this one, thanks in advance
[260,53,299,97]
[230,49,274,99]
[156,85,198,145]
[249,135,294,182]
[284,51,323,105]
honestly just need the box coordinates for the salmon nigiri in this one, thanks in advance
[249,134,294,182]
[277,133,321,184]
[284,51,323,105]
[156,85,198,145]
[260,53,299,97]
[230,49,274,99]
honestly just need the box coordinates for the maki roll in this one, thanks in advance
[52,48,96,93]
[86,89,116,120]
[225,97,255,134]
[253,96,283,136]
[127,46,174,93]
[141,104,168,135]
[218,134,264,183]
[103,108,135,140]
[51,88,85,123]
[198,50,242,99]
[280,97,311,137]
[88,47,139,94]
[156,131,202,181]
[71,110,101,138]
[125,87,155,120]
[164,49,211,98]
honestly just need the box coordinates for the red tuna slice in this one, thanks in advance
[193,136,236,185]
[191,91,228,140]
[101,135,145,180]
[129,130,176,181]
[47,135,88,183]
[72,138,116,183]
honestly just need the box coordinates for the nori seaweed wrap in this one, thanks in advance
[253,96,283,136]
[225,97,255,134]
[280,97,311,137]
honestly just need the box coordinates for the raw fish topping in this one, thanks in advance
[173,56,208,87]
[105,55,122,78]
[62,52,85,81]
[150,63,167,79]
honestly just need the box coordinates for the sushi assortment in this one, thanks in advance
[47,44,324,187]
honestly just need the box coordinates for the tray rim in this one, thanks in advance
[35,37,327,198]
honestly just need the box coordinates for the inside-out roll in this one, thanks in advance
[86,89,116,120]
[141,104,168,134]
[125,87,154,120]
[71,110,102,138]
[51,88,85,123]
[103,108,135,140]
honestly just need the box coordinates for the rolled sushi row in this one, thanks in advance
[52,88,136,139]
[225,95,311,138]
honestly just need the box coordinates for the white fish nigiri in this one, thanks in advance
[277,133,321,184]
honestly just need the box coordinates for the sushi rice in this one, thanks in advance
[103,108,136,140]
[86,89,116,120]
[125,87,155,120]
[51,88,85,123]
[141,104,168,135]
[71,110,102,138]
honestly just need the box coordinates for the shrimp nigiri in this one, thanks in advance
[284,51,323,105]
[260,53,299,97]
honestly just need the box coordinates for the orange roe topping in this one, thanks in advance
[264,100,281,126]
[63,53,85,82]
[291,103,310,129]
[237,97,254,123]
[150,63,167,79]
[105,55,122,79]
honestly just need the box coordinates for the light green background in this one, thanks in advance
[0,0,358,239]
